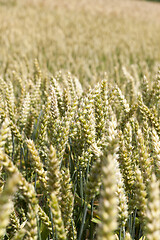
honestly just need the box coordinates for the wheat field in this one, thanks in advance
[0,0,160,239]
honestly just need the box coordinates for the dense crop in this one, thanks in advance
[0,0,160,240]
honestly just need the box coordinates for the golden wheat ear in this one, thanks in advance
[145,173,160,240]
[0,173,20,238]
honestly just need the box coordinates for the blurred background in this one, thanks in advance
[0,0,160,86]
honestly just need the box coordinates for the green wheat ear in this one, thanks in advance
[25,203,38,240]
[59,167,75,234]
[47,145,61,198]
[26,139,47,189]
[133,166,147,227]
[85,156,102,203]
[97,153,118,240]
[11,227,26,240]
[0,118,10,151]
[7,210,20,239]
[50,192,67,240]
[19,92,30,130]
[115,160,128,229]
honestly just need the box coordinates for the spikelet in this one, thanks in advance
[25,203,38,240]
[85,156,102,203]
[123,122,134,174]
[136,127,152,185]
[5,81,15,122]
[37,94,51,161]
[19,92,30,130]
[14,74,25,113]
[25,114,34,138]
[7,210,20,238]
[62,87,71,113]
[19,207,27,223]
[50,77,63,116]
[97,153,118,240]
[151,128,160,180]
[123,122,132,155]
[115,160,128,228]
[125,74,135,106]
[142,120,151,148]
[150,69,160,105]
[38,205,52,231]
[5,128,13,158]
[106,113,118,149]
[97,114,119,240]
[73,77,83,98]
[100,77,109,125]
[26,139,47,189]
[0,77,7,94]
[47,145,61,197]
[114,86,130,114]
[18,182,38,240]
[0,118,10,192]
[78,91,97,171]
[0,118,10,151]
[133,166,147,225]
[0,104,7,122]
[55,104,75,163]
[31,73,41,118]
[50,192,67,240]
[34,59,42,80]
[118,132,134,194]
[0,173,20,238]
[77,148,93,171]
[50,85,60,122]
[38,94,51,142]
[0,89,5,112]
[11,226,26,240]
[79,91,96,149]
[66,72,76,102]
[138,95,160,137]
[119,103,138,131]
[145,173,160,240]
[93,82,106,146]
[141,75,150,106]
[7,79,15,108]
[10,121,23,146]
[60,168,75,233]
